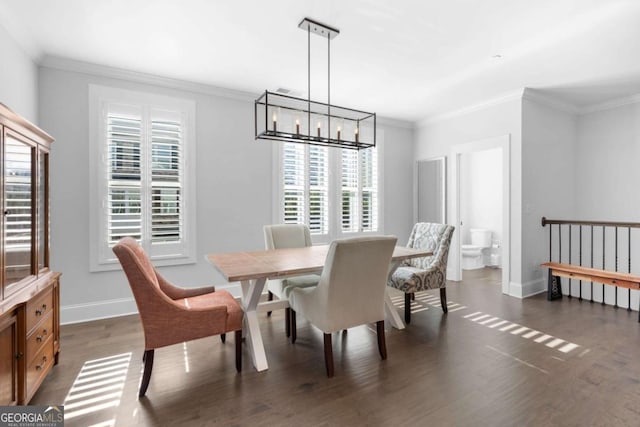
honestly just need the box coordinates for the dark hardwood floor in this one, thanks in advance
[31,268,640,426]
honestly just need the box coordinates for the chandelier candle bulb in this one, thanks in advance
[272,113,277,132]
[337,126,341,140]
[355,127,359,143]
[317,122,321,138]
[295,119,300,135]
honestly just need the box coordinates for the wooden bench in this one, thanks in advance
[541,262,640,321]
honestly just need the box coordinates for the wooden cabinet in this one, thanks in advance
[0,312,19,406]
[0,103,60,405]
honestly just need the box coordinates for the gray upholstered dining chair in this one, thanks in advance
[387,222,455,324]
[264,224,320,337]
[288,235,397,377]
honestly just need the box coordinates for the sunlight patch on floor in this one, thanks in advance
[63,352,131,423]
[390,291,467,315]
[465,314,584,355]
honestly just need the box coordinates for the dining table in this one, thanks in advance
[207,244,432,372]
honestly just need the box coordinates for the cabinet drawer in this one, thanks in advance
[25,336,54,399]
[26,313,53,363]
[25,288,53,333]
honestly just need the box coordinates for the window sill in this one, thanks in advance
[90,254,197,273]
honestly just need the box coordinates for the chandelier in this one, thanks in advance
[254,18,376,150]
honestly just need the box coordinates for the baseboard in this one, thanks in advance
[216,282,242,298]
[446,267,460,282]
[60,297,138,325]
[509,278,545,299]
[60,282,244,325]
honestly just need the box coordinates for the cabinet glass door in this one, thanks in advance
[4,134,34,291]
[37,152,48,271]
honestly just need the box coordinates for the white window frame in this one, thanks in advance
[89,85,196,271]
[273,134,384,244]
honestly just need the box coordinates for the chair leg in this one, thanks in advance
[440,288,448,313]
[291,309,297,343]
[376,320,387,360]
[235,330,242,372]
[404,293,412,324]
[221,333,226,343]
[139,349,154,398]
[323,333,334,378]
[285,307,291,337]
[267,291,273,317]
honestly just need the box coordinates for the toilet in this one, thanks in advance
[462,229,492,270]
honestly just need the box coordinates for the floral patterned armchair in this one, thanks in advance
[387,222,455,323]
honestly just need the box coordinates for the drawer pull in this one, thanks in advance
[35,309,43,316]
[42,303,47,310]
[35,355,48,371]
[36,329,49,343]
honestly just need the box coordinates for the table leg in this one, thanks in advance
[240,278,269,371]
[385,260,406,330]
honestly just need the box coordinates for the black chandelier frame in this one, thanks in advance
[254,17,376,150]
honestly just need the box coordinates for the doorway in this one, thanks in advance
[451,135,510,295]
[414,156,446,224]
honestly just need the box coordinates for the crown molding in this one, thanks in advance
[416,88,525,128]
[376,116,415,130]
[522,89,580,114]
[578,93,640,115]
[39,55,258,102]
[40,55,411,127]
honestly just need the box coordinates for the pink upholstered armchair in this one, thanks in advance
[113,237,243,397]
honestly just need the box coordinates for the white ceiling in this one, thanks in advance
[1,0,640,121]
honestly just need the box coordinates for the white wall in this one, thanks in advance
[37,60,414,324]
[380,120,415,244]
[576,102,640,220]
[0,22,38,122]
[460,147,502,246]
[415,95,523,288]
[521,93,578,296]
[572,100,640,309]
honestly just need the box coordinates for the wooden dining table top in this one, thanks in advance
[207,244,432,282]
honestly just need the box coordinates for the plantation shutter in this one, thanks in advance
[150,110,183,244]
[308,145,328,235]
[282,143,329,236]
[107,110,143,244]
[282,142,305,224]
[360,147,378,232]
[341,148,359,232]
[105,104,186,255]
[279,140,379,240]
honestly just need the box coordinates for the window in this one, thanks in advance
[282,143,329,236]
[277,141,381,242]
[342,146,378,233]
[90,86,196,271]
